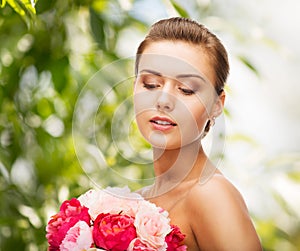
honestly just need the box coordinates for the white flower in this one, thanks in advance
[78,187,142,220]
[78,189,105,208]
[104,186,143,200]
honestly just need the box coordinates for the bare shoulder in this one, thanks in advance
[188,174,247,213]
[185,174,262,251]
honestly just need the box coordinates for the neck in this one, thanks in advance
[150,140,213,197]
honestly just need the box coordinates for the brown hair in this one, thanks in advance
[135,17,229,95]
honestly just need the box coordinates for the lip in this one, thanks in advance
[149,116,177,131]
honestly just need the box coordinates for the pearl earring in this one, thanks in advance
[211,116,216,127]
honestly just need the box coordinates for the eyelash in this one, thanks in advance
[143,82,158,89]
[178,87,195,95]
[142,82,195,96]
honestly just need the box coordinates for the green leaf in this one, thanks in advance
[92,0,109,12]
[169,0,189,18]
[228,133,258,146]
[223,107,231,118]
[272,191,299,219]
[3,0,37,28]
[287,171,300,182]
[89,7,106,50]
[6,0,36,15]
[238,55,260,77]
[1,0,7,8]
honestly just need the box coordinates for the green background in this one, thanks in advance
[0,0,299,250]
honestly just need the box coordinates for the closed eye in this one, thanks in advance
[179,87,195,95]
[143,82,159,89]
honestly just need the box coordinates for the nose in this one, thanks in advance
[156,86,175,112]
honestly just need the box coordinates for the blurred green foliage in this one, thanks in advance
[0,0,299,250]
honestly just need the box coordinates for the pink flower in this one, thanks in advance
[78,188,141,220]
[93,213,137,251]
[46,198,90,250]
[165,225,187,251]
[46,187,187,251]
[60,221,93,251]
[128,238,156,251]
[134,202,171,250]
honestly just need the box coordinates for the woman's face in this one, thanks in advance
[134,40,222,150]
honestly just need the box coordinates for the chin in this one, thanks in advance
[139,131,174,149]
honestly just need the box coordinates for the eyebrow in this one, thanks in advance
[140,69,162,76]
[176,73,206,82]
[139,69,206,82]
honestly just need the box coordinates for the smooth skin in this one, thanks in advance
[134,41,262,250]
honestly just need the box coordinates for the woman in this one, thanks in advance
[134,17,262,250]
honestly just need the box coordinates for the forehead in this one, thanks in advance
[138,41,214,84]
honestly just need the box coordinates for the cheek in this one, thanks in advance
[133,90,153,134]
[133,88,154,114]
[179,99,208,125]
[134,112,147,138]
[176,101,209,141]
[191,93,215,125]
[193,103,209,127]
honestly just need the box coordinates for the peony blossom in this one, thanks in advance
[87,249,106,251]
[134,201,171,250]
[78,188,141,220]
[77,189,102,211]
[60,221,93,251]
[46,198,90,250]
[165,225,187,251]
[46,187,187,251]
[93,213,137,251]
[128,238,157,251]
[104,186,143,200]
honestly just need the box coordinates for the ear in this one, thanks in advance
[211,91,225,118]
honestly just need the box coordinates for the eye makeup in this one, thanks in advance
[137,69,208,95]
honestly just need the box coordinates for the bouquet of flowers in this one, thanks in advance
[46,186,187,251]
